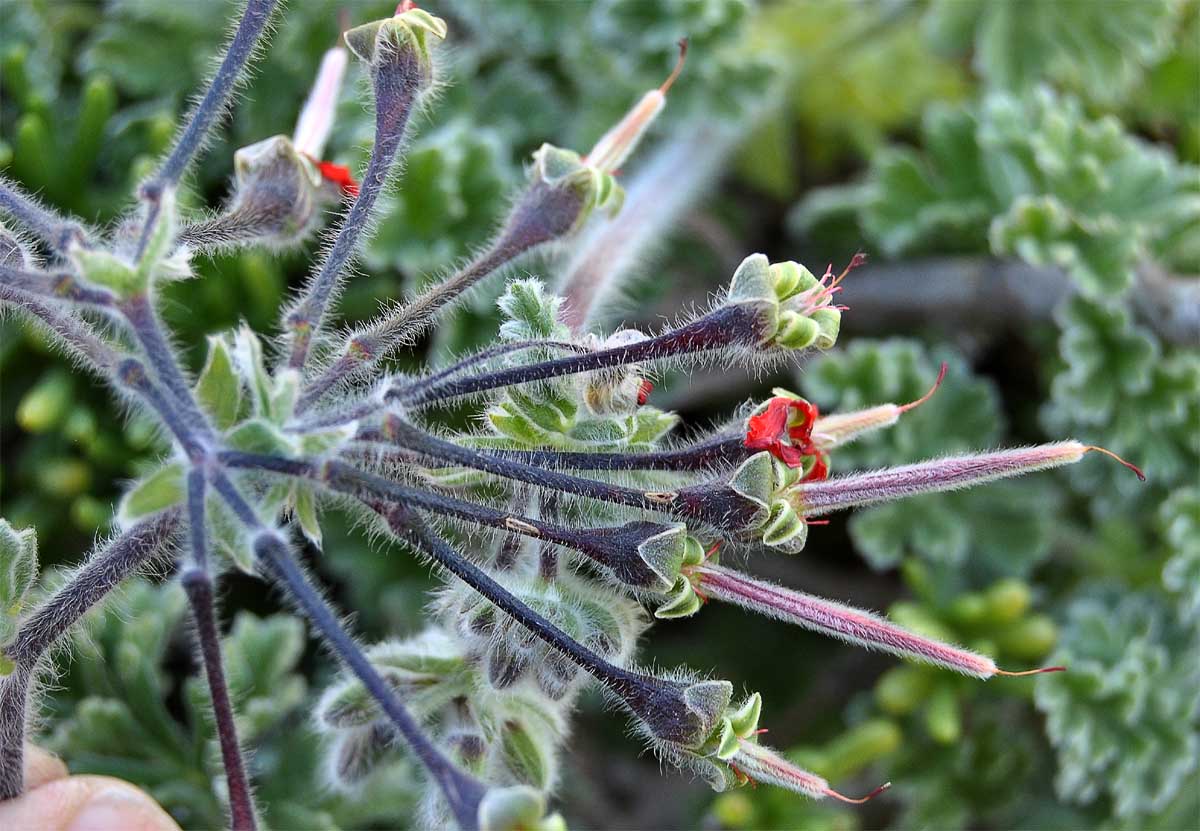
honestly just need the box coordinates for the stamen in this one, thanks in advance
[994,665,1066,677]
[1084,446,1146,481]
[898,362,948,413]
[660,38,689,94]
[824,781,891,805]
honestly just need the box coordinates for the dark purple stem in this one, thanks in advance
[389,303,766,407]
[182,470,257,829]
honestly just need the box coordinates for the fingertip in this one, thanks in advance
[23,744,69,789]
[64,780,180,831]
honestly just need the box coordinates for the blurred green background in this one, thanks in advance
[1,1,1197,829]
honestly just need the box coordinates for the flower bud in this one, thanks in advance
[477,786,565,831]
[725,255,845,352]
[343,5,446,79]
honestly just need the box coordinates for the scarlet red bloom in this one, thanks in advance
[744,397,828,478]
[314,160,360,197]
[637,379,654,406]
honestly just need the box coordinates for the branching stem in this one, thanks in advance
[0,512,181,799]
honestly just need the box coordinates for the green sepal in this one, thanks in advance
[682,680,735,747]
[294,486,322,549]
[210,499,256,575]
[636,525,693,590]
[768,261,819,302]
[499,720,552,789]
[715,720,740,761]
[629,408,679,445]
[233,325,272,416]
[269,369,301,423]
[0,518,38,646]
[654,576,702,619]
[727,692,762,738]
[344,8,447,72]
[489,406,550,445]
[530,143,624,226]
[135,188,179,285]
[194,335,244,429]
[71,247,138,296]
[761,498,808,553]
[226,419,293,456]
[774,311,820,349]
[727,452,776,516]
[117,462,185,526]
[810,307,841,350]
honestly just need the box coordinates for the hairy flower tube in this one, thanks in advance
[0,2,1153,829]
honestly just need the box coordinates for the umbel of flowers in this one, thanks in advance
[0,3,1144,830]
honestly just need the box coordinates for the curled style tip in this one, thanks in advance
[661,39,689,93]
[825,781,891,804]
[830,251,867,289]
[1084,446,1146,481]
[994,665,1066,677]
[898,362,948,413]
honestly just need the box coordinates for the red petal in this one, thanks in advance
[637,380,654,406]
[745,399,791,450]
[803,453,829,482]
[315,160,360,197]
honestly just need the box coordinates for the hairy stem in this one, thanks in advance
[253,534,485,830]
[0,265,118,307]
[0,283,119,374]
[121,292,213,440]
[0,178,90,253]
[220,453,670,589]
[116,358,209,460]
[151,0,280,191]
[206,470,485,829]
[0,511,180,799]
[359,418,760,531]
[285,44,422,372]
[363,417,676,512]
[182,471,257,829]
[389,302,765,406]
[486,433,748,472]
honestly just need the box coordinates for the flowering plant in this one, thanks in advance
[0,3,1159,830]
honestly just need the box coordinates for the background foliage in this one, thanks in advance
[1,0,1197,829]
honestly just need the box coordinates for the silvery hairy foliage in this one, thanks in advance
[0,3,1145,829]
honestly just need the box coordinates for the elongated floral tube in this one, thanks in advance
[793,442,1135,517]
[731,741,889,804]
[693,564,999,678]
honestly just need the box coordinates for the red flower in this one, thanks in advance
[637,379,654,406]
[744,397,828,479]
[313,159,360,197]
